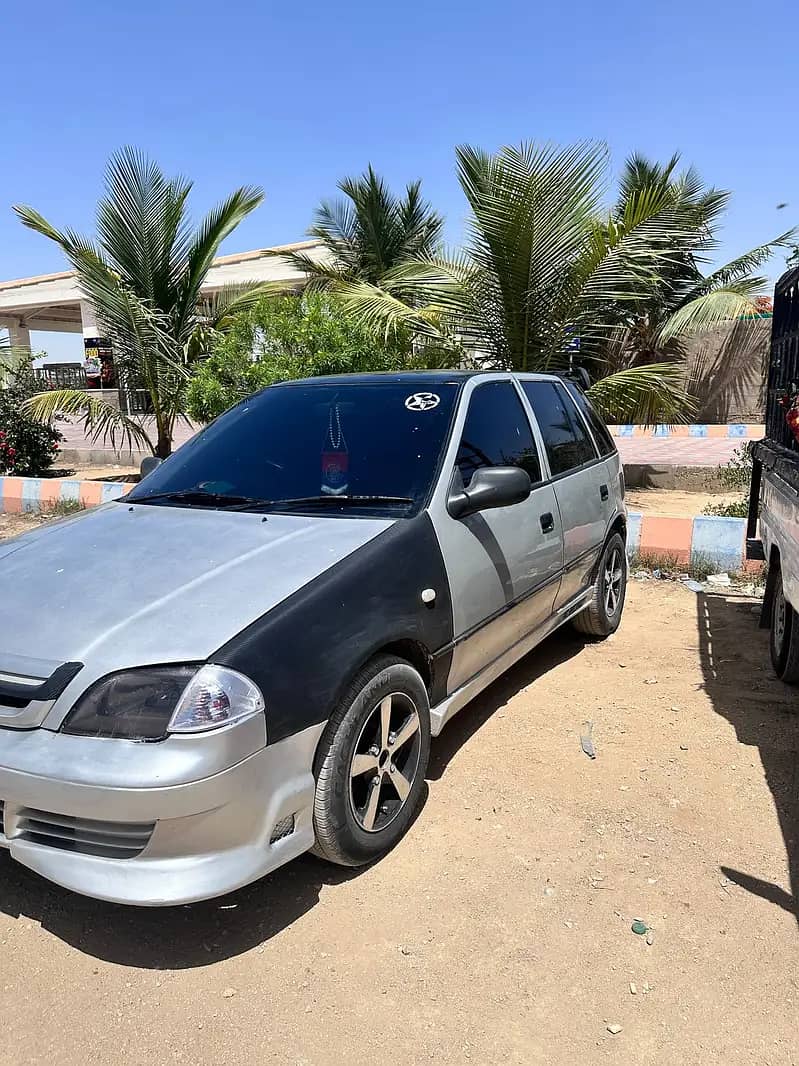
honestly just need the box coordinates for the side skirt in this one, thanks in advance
[429,587,594,737]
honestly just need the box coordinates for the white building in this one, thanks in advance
[0,239,327,365]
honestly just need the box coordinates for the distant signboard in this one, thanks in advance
[83,337,115,388]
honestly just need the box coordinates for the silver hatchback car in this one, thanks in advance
[0,371,626,905]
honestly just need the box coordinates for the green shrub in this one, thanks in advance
[43,499,86,517]
[0,360,63,476]
[717,444,753,491]
[701,497,749,518]
[186,291,461,422]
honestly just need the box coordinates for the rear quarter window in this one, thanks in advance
[563,382,617,457]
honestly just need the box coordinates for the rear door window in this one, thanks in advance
[521,380,598,476]
[455,381,541,487]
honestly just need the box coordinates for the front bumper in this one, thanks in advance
[0,722,323,906]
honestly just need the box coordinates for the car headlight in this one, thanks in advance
[60,664,265,741]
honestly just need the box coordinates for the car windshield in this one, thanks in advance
[126,381,460,515]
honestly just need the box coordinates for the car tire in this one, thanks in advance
[769,572,799,686]
[311,655,431,867]
[572,531,627,639]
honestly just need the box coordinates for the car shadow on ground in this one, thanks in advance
[0,848,365,968]
[0,626,586,969]
[697,591,799,922]
[428,625,585,780]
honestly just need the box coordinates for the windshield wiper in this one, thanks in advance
[261,494,414,510]
[131,490,414,512]
[132,490,275,509]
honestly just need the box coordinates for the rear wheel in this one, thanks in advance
[769,573,799,686]
[573,532,627,639]
[312,655,431,866]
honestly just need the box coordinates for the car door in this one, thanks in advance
[519,379,606,610]
[428,378,563,692]
[563,378,625,531]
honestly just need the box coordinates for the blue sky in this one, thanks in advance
[2,0,796,360]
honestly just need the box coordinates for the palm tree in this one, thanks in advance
[286,164,444,287]
[599,153,792,364]
[13,148,266,457]
[325,142,793,423]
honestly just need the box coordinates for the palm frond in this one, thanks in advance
[659,286,771,340]
[96,146,192,305]
[334,278,451,341]
[21,389,155,453]
[615,152,682,207]
[281,249,351,288]
[682,231,796,302]
[202,283,281,329]
[300,166,443,287]
[178,184,264,331]
[587,363,696,425]
[455,140,611,367]
[397,179,445,259]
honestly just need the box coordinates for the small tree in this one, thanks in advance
[186,291,461,422]
[14,148,267,457]
[0,355,62,475]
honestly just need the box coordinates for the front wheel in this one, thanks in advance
[312,655,431,867]
[770,573,799,686]
[573,532,627,639]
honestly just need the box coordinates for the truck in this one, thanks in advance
[748,267,799,683]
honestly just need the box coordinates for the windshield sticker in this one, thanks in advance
[404,392,440,412]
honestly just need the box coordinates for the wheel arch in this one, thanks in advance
[591,513,628,582]
[376,639,433,690]
[761,543,781,628]
[324,639,434,723]
[608,512,627,543]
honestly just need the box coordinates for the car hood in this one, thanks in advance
[0,501,393,682]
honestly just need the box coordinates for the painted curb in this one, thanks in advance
[0,475,128,514]
[609,424,763,439]
[0,477,754,573]
[625,510,755,571]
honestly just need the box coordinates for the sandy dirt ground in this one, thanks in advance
[0,512,47,539]
[0,519,797,1064]
[625,488,745,517]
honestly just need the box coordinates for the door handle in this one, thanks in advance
[600,484,609,501]
[540,512,554,533]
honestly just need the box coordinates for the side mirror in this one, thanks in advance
[447,466,532,519]
[140,456,163,479]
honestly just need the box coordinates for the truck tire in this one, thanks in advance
[769,574,799,686]
[573,532,627,639]
[312,655,431,866]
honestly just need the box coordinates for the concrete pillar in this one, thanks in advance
[1,318,31,385]
[79,299,99,341]
[7,319,31,351]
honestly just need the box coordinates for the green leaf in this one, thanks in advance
[587,364,696,425]
[659,287,769,340]
[21,389,155,453]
